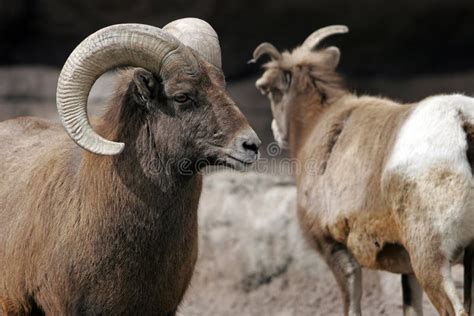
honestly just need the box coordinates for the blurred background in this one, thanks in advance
[1,1,473,314]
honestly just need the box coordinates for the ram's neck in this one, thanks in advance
[78,150,202,250]
[75,96,202,249]
[79,117,203,208]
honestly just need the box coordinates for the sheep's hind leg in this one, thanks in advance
[409,248,466,316]
[322,241,362,316]
[402,274,423,316]
[464,246,474,315]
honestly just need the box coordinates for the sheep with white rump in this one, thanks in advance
[253,25,474,316]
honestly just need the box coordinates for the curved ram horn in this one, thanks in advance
[56,23,197,155]
[249,42,282,64]
[164,17,222,68]
[302,25,349,51]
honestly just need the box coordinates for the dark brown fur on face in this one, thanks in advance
[0,54,258,315]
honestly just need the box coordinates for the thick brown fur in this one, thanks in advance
[0,52,257,315]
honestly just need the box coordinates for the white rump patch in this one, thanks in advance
[386,94,474,177]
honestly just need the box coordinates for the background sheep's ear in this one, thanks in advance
[323,46,341,69]
[132,69,157,106]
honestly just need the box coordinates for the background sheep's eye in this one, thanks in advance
[174,94,189,103]
[270,89,283,103]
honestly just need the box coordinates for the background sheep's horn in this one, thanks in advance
[164,17,222,68]
[249,42,281,63]
[302,25,349,51]
[56,23,197,155]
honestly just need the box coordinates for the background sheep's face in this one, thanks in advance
[255,47,343,150]
[256,65,293,149]
[129,57,260,171]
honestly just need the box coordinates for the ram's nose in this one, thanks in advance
[235,129,261,162]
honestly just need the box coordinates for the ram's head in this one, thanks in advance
[57,18,260,171]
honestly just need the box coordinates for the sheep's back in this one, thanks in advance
[0,116,75,247]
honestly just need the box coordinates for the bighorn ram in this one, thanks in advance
[253,26,474,315]
[0,18,260,315]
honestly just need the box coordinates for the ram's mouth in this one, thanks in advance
[212,153,256,171]
[225,154,254,169]
[219,155,253,171]
[205,139,259,171]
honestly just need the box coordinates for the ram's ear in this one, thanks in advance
[132,68,159,107]
[322,46,341,69]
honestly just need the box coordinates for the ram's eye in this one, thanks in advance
[283,71,292,88]
[174,94,189,103]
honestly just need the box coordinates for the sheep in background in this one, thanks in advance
[0,18,260,315]
[253,25,474,316]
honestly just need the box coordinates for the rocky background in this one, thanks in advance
[1,1,474,314]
